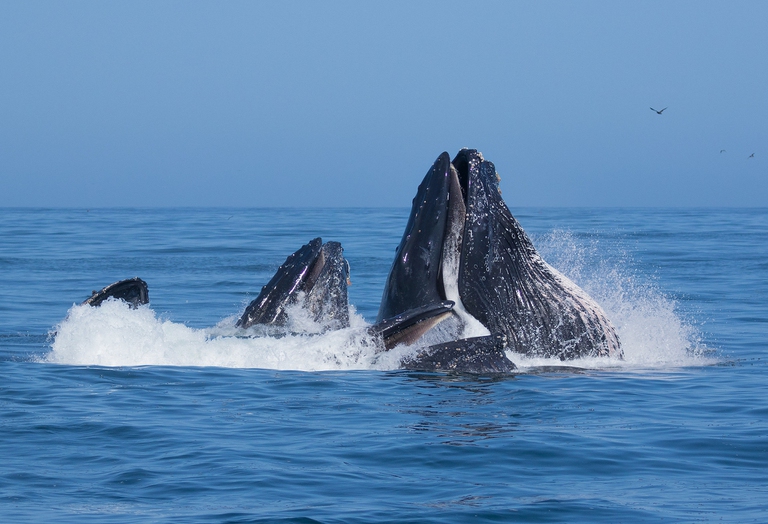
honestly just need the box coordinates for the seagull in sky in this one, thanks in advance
[650,107,667,115]
[720,149,726,153]
[748,153,755,158]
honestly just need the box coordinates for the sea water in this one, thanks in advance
[1,207,766,523]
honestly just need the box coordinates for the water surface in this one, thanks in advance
[1,207,766,522]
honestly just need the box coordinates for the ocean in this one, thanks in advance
[1,207,766,523]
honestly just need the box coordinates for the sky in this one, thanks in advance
[1,1,766,208]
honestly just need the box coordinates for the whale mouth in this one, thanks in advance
[373,149,503,350]
[376,150,484,326]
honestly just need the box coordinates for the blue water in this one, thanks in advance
[1,207,766,523]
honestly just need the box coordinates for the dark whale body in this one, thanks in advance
[379,149,621,361]
[400,333,512,373]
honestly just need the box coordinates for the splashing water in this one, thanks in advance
[529,229,713,370]
[47,230,713,371]
[49,299,386,370]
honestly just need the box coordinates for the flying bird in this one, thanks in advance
[720,149,726,153]
[748,153,755,158]
[650,107,667,115]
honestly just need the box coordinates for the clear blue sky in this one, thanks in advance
[1,1,766,207]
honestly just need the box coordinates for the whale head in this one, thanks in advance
[237,238,351,330]
[378,149,621,360]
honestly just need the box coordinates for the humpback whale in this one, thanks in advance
[236,238,351,331]
[71,147,620,373]
[379,149,621,361]
[82,277,149,309]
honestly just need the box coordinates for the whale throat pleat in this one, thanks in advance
[458,156,621,360]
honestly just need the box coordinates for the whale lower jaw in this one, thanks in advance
[400,334,515,373]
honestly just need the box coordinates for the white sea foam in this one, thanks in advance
[48,299,390,371]
[47,231,713,372]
